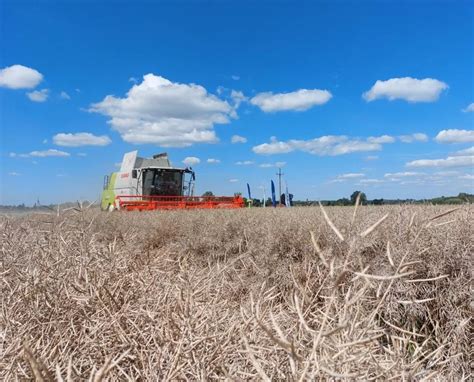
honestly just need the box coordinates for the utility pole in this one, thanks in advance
[276,168,284,206]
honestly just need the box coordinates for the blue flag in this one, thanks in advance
[247,183,252,200]
[271,180,277,207]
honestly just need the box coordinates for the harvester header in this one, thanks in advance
[101,151,244,211]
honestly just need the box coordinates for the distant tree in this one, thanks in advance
[350,191,367,205]
[336,198,351,206]
[202,191,214,197]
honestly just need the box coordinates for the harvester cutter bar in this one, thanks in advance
[115,195,244,211]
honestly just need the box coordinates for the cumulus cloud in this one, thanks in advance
[230,90,247,108]
[27,89,49,102]
[53,132,112,147]
[10,149,70,158]
[358,179,385,184]
[406,155,473,168]
[259,162,286,168]
[60,91,71,100]
[253,135,382,156]
[90,74,236,147]
[329,173,365,183]
[337,173,365,179]
[462,103,474,113]
[363,77,448,103]
[231,75,240,81]
[367,135,395,144]
[231,135,247,144]
[399,133,429,143]
[207,158,220,164]
[30,149,70,157]
[250,88,332,112]
[433,171,459,177]
[235,160,254,165]
[182,157,200,166]
[453,146,474,156]
[435,129,474,143]
[384,172,423,178]
[0,64,43,89]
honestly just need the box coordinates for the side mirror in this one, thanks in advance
[132,169,138,178]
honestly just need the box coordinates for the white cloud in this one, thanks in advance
[459,174,474,180]
[399,133,429,143]
[27,89,49,102]
[182,156,200,166]
[231,134,247,144]
[358,179,385,184]
[53,132,112,147]
[90,74,236,147]
[338,173,365,179]
[0,64,43,89]
[363,77,448,103]
[10,149,71,158]
[229,178,239,183]
[434,171,459,177]
[235,160,254,165]
[207,158,220,164]
[406,155,473,168]
[250,88,332,112]
[8,172,21,176]
[60,91,71,100]
[30,149,70,157]
[453,146,474,156]
[329,173,365,183]
[77,153,87,157]
[462,103,474,113]
[231,75,240,81]
[384,171,423,178]
[129,77,138,83]
[368,135,395,144]
[253,135,382,156]
[230,90,247,108]
[435,129,474,143]
[259,161,287,168]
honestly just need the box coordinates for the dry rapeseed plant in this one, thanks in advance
[0,203,472,380]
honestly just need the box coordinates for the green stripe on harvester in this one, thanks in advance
[101,172,117,210]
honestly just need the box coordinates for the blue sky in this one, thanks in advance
[1,0,473,204]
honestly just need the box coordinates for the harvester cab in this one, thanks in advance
[101,151,243,211]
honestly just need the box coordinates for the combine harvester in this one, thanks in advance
[101,151,244,211]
